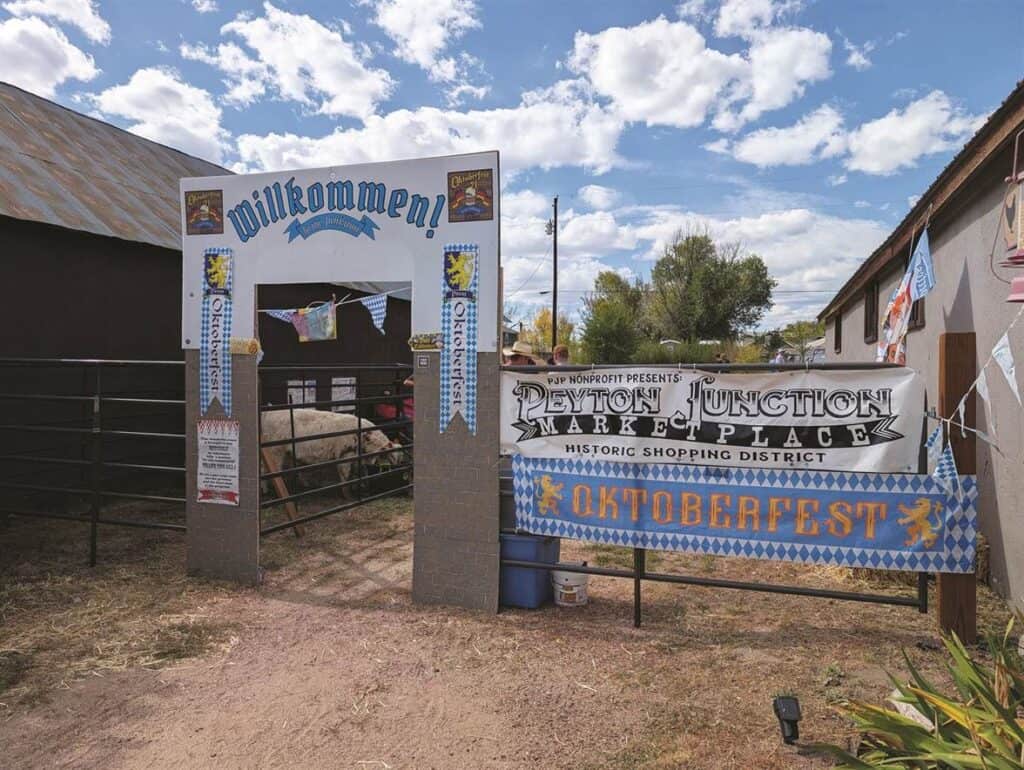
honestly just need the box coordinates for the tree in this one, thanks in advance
[580,297,638,364]
[518,307,575,353]
[781,319,825,362]
[579,270,645,363]
[644,230,775,342]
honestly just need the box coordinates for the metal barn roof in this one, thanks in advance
[0,82,229,251]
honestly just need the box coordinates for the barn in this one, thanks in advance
[0,83,413,562]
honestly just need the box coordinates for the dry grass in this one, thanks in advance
[0,494,1017,768]
[0,504,238,710]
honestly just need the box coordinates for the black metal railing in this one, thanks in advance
[498,361,930,626]
[0,358,187,566]
[257,363,413,537]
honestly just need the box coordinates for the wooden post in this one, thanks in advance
[936,332,977,643]
[260,448,304,537]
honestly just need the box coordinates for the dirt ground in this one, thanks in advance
[0,497,1011,769]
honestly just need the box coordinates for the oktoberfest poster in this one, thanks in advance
[197,419,240,506]
[512,455,977,573]
[501,366,925,473]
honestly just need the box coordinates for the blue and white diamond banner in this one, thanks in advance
[512,455,978,573]
[440,243,478,434]
[200,247,233,416]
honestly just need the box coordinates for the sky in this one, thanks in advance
[2,0,1022,331]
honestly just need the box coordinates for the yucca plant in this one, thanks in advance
[818,615,1024,769]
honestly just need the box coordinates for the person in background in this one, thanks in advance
[503,340,537,366]
[771,349,786,365]
[550,344,570,366]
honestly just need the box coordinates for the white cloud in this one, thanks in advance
[569,15,830,134]
[714,0,802,38]
[840,34,875,70]
[2,0,110,44]
[0,16,98,97]
[827,173,847,186]
[714,26,831,131]
[854,200,871,208]
[845,90,986,175]
[717,91,986,176]
[504,253,635,314]
[180,41,268,106]
[908,194,921,208]
[363,0,480,83]
[729,104,845,167]
[445,80,489,106]
[568,17,746,129]
[703,137,731,155]
[235,79,624,174]
[578,184,620,210]
[88,67,228,163]
[183,2,394,119]
[503,189,551,219]
[677,0,711,22]
[191,0,218,12]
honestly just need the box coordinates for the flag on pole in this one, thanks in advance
[908,229,936,301]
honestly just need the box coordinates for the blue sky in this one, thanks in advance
[2,0,1022,330]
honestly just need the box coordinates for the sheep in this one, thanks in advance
[260,408,403,498]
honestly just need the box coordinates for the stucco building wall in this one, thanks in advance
[825,158,1023,602]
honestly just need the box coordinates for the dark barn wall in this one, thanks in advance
[0,217,185,499]
[256,283,412,410]
[0,216,183,360]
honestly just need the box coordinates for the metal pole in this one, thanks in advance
[633,547,645,628]
[88,365,102,567]
[551,195,558,351]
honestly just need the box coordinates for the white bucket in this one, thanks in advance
[551,564,589,607]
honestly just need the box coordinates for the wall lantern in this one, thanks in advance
[1007,276,1024,303]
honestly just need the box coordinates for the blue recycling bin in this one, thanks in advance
[500,533,561,609]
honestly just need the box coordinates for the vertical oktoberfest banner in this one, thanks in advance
[200,247,233,416]
[440,243,479,434]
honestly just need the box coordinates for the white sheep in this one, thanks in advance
[260,408,403,497]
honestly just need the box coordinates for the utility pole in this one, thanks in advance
[546,195,559,351]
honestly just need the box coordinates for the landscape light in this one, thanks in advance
[772,695,802,745]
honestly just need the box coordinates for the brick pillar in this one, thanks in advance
[185,350,261,584]
[412,351,500,612]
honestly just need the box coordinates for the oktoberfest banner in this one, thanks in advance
[512,455,978,573]
[200,248,233,416]
[440,243,479,434]
[501,366,924,473]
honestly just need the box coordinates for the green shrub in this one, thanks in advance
[817,615,1024,769]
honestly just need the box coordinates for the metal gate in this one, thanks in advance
[0,358,187,565]
[257,363,414,537]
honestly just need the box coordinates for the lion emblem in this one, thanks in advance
[445,250,475,292]
[204,254,230,292]
[534,475,564,517]
[897,497,943,548]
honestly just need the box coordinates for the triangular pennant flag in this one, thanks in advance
[360,294,388,334]
[925,424,943,462]
[975,368,996,440]
[955,393,968,438]
[265,308,298,324]
[992,332,1021,405]
[933,443,960,499]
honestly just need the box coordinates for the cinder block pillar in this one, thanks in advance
[185,350,261,584]
[412,352,500,612]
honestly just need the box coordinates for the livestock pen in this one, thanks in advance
[0,357,415,565]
